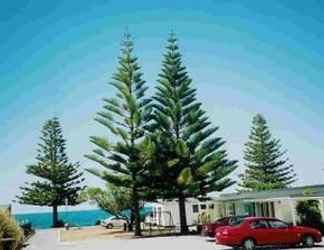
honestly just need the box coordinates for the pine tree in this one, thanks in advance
[16,117,85,227]
[152,34,237,233]
[239,114,296,191]
[85,33,152,236]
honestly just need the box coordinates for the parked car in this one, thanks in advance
[201,216,247,238]
[215,217,322,250]
[101,216,128,229]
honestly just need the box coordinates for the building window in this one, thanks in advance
[200,204,207,210]
[226,202,236,216]
[270,202,275,217]
[193,204,199,213]
[208,204,215,209]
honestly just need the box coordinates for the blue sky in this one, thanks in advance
[1,0,324,213]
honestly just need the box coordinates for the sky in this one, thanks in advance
[1,0,324,213]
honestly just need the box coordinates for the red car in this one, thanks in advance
[215,217,322,250]
[201,217,231,238]
[201,216,247,238]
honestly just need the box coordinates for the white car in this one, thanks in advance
[101,216,128,229]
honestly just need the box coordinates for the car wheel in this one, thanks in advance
[243,239,255,250]
[303,235,314,248]
[106,223,113,229]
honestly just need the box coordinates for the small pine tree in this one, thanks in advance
[16,118,85,227]
[152,34,237,233]
[79,184,132,220]
[85,33,152,236]
[239,114,296,191]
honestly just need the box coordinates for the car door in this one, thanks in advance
[267,219,297,244]
[249,219,272,245]
[111,218,120,227]
[117,219,126,227]
[116,219,124,227]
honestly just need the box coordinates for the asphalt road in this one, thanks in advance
[25,230,324,250]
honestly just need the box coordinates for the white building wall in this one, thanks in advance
[273,200,296,223]
[147,199,222,227]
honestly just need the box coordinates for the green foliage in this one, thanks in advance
[0,210,24,250]
[16,118,85,227]
[239,114,296,191]
[296,200,324,233]
[150,33,237,233]
[79,184,132,219]
[85,33,152,236]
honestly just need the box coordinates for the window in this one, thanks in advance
[268,220,288,229]
[208,204,215,209]
[200,204,207,210]
[192,204,199,213]
[229,216,246,226]
[226,202,236,216]
[250,220,268,229]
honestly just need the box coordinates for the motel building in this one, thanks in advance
[147,184,324,228]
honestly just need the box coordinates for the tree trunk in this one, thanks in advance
[128,209,134,232]
[178,192,188,234]
[133,189,142,236]
[53,205,58,228]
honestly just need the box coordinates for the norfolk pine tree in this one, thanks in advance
[239,114,296,191]
[16,117,85,227]
[85,33,152,236]
[152,34,238,233]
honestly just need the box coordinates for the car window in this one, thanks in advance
[268,220,288,229]
[229,216,245,226]
[250,220,268,229]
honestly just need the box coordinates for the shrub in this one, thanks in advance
[296,200,324,233]
[0,210,24,250]
[20,223,34,239]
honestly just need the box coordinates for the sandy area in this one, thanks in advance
[60,225,179,242]
[60,226,131,241]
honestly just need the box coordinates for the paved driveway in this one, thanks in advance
[25,230,324,250]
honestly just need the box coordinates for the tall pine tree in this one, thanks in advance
[152,34,237,233]
[16,117,85,227]
[85,33,152,236]
[239,114,296,191]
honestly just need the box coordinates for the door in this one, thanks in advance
[249,219,272,245]
[267,219,297,244]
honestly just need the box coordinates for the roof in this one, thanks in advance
[218,184,324,202]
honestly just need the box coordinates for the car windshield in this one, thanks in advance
[229,216,246,226]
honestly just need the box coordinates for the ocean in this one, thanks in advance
[14,209,112,229]
[14,207,153,229]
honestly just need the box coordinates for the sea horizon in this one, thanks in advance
[14,209,112,229]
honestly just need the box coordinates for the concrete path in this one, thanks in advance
[25,230,324,250]
[25,229,60,250]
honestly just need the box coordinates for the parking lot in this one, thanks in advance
[25,229,324,250]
